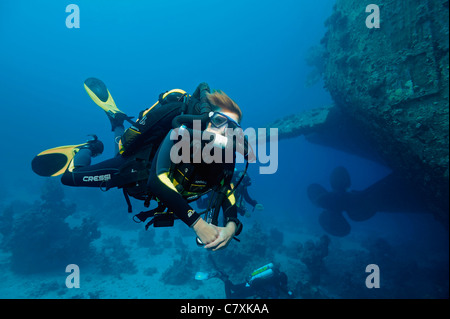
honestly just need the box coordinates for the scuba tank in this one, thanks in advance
[247,263,274,285]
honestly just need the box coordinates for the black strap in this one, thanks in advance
[180,93,190,114]
[123,188,133,213]
[212,190,227,226]
[134,209,155,223]
[203,185,228,226]
[134,202,167,222]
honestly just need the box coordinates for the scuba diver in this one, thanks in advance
[307,166,429,237]
[31,78,254,250]
[197,169,264,217]
[196,257,294,299]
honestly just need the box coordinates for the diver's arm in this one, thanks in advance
[149,172,201,226]
[147,132,200,226]
[204,191,242,251]
[147,132,218,243]
[204,222,236,251]
[222,195,243,235]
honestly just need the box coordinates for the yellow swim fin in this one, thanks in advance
[84,78,133,130]
[31,143,87,177]
[84,77,124,117]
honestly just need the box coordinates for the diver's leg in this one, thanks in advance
[72,148,92,167]
[61,155,126,187]
[61,137,125,187]
[70,135,104,169]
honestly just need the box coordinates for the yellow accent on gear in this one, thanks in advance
[157,172,178,193]
[162,89,187,99]
[118,127,141,154]
[141,89,188,118]
[67,157,76,173]
[84,83,123,115]
[227,189,236,206]
[142,101,159,118]
[37,143,86,176]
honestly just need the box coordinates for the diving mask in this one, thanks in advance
[209,112,240,129]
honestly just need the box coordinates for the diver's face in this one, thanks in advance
[206,111,240,136]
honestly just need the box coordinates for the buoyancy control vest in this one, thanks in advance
[105,83,214,206]
[119,82,212,156]
[104,82,249,227]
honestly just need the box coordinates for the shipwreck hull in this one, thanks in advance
[267,0,449,224]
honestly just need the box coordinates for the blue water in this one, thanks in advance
[0,0,448,300]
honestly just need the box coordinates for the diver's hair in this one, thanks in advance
[207,90,242,123]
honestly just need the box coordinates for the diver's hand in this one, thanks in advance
[192,218,219,245]
[204,222,237,251]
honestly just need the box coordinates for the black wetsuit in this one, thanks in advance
[197,172,257,217]
[61,154,125,188]
[147,131,238,227]
[61,130,240,229]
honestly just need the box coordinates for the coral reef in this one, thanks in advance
[30,280,64,298]
[160,254,195,285]
[137,228,156,248]
[96,236,137,277]
[211,223,274,282]
[297,235,330,285]
[143,266,159,277]
[160,251,202,288]
[268,227,284,250]
[321,236,449,298]
[0,180,101,274]
[294,280,330,299]
[137,228,185,255]
[0,179,142,281]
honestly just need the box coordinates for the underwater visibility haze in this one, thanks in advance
[0,0,448,300]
